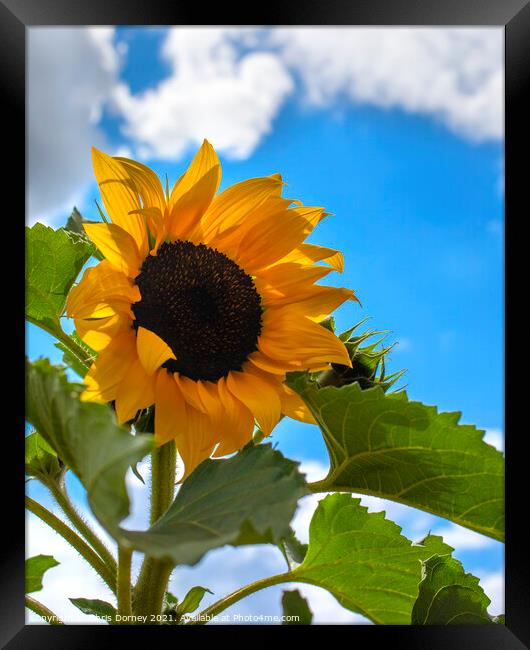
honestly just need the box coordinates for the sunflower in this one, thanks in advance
[66,140,357,478]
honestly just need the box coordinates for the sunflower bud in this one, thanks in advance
[317,319,405,392]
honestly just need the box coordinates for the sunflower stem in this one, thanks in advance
[25,495,116,593]
[133,441,176,620]
[25,595,64,625]
[188,571,293,624]
[117,544,133,621]
[47,477,118,582]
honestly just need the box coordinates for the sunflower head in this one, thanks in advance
[66,140,358,479]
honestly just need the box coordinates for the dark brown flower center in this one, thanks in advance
[132,241,262,381]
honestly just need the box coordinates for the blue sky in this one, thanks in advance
[27,26,504,623]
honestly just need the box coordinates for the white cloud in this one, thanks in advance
[112,28,293,161]
[269,28,503,142]
[112,27,502,163]
[434,523,496,550]
[27,27,121,225]
[477,570,504,616]
[484,427,504,452]
[27,27,503,226]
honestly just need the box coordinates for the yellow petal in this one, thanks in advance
[175,405,217,481]
[75,312,132,352]
[169,139,221,207]
[258,307,352,369]
[114,156,166,213]
[212,378,254,457]
[115,358,156,424]
[226,369,281,436]
[173,374,206,412]
[166,165,221,242]
[66,260,140,319]
[136,327,176,375]
[254,263,332,307]
[278,243,344,273]
[92,147,149,255]
[154,370,187,446]
[289,286,358,322]
[248,350,298,375]
[234,205,326,272]
[83,222,142,278]
[279,383,317,425]
[198,175,284,245]
[81,331,137,402]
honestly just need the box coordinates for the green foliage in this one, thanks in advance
[278,527,308,571]
[25,554,59,593]
[55,331,96,378]
[65,208,104,259]
[121,444,309,566]
[319,319,405,392]
[25,223,94,337]
[176,587,213,617]
[289,494,453,624]
[286,373,504,541]
[25,358,153,537]
[69,598,117,623]
[281,589,313,625]
[25,431,63,483]
[412,554,495,624]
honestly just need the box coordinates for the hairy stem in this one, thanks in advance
[47,478,117,579]
[25,595,64,625]
[189,572,293,624]
[25,496,116,593]
[117,545,133,621]
[133,441,176,620]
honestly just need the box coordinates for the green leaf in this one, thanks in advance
[281,589,313,625]
[286,373,504,541]
[412,555,493,624]
[25,358,153,537]
[25,431,63,483]
[64,208,104,260]
[69,598,117,624]
[55,331,96,378]
[176,586,213,616]
[121,443,309,566]
[25,555,59,593]
[25,223,94,336]
[278,527,308,571]
[165,591,178,607]
[289,494,453,625]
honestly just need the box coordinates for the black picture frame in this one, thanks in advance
[5,0,528,647]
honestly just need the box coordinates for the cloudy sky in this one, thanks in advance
[26,26,504,624]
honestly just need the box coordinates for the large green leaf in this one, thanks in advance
[25,358,153,537]
[121,444,309,566]
[25,223,94,336]
[286,373,504,541]
[25,555,59,593]
[412,554,494,624]
[289,494,453,624]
